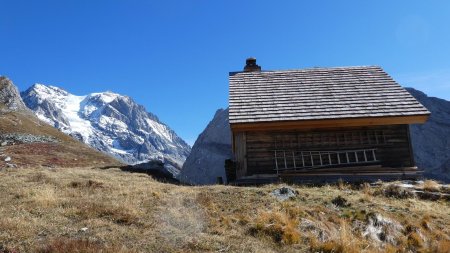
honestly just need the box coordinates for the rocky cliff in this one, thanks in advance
[407,88,450,182]
[0,77,28,112]
[178,108,232,184]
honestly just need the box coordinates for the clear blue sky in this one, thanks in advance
[1,1,450,145]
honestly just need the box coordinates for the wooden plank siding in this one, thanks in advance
[239,125,413,176]
[233,132,247,178]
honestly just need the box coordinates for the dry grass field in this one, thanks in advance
[0,167,449,253]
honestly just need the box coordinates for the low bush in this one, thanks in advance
[331,196,350,207]
[376,184,415,199]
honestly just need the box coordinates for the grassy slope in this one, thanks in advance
[0,109,122,168]
[0,167,448,253]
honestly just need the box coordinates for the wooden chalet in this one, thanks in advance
[228,58,430,184]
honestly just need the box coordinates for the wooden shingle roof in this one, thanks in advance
[229,66,430,124]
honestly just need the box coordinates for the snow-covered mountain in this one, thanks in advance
[21,84,191,167]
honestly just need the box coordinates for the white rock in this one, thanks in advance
[362,213,403,245]
[4,156,11,162]
[271,187,298,201]
[80,227,88,232]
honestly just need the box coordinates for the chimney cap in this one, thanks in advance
[244,57,261,72]
[246,57,256,63]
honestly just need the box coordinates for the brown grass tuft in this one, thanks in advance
[35,238,131,253]
[75,202,139,225]
[376,184,415,199]
[32,186,58,208]
[420,215,431,230]
[337,178,346,190]
[309,220,361,253]
[407,232,424,249]
[435,239,450,253]
[250,211,301,245]
[361,182,372,195]
[422,180,441,192]
[310,239,344,253]
[69,179,103,189]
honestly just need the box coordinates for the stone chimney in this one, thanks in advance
[243,57,261,72]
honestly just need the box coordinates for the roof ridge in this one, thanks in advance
[229,65,382,76]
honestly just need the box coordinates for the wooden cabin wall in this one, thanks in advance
[233,132,247,177]
[243,124,413,176]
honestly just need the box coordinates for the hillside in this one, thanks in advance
[0,76,122,169]
[0,166,448,253]
[21,84,191,167]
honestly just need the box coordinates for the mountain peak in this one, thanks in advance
[88,91,121,104]
[21,83,191,167]
[30,83,69,95]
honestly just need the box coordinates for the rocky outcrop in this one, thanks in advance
[407,88,450,182]
[120,158,180,184]
[179,108,232,185]
[0,133,58,144]
[0,77,28,112]
[21,84,191,166]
